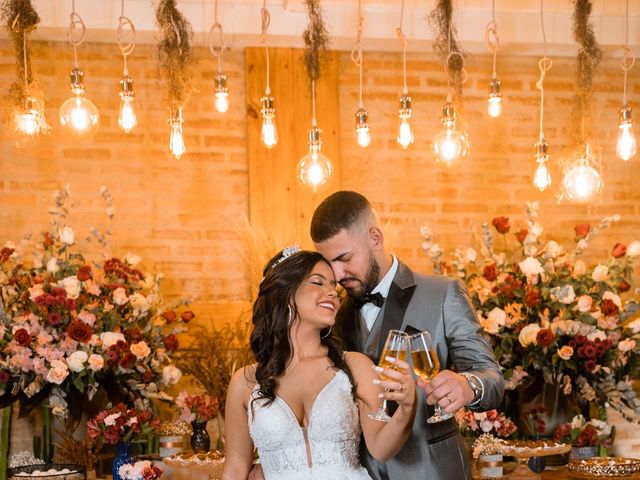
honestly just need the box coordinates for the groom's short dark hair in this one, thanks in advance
[310,191,373,242]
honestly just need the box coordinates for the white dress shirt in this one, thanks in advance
[360,255,398,331]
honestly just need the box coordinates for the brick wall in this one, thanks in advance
[1,40,639,453]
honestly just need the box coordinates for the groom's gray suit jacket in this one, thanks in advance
[336,260,504,480]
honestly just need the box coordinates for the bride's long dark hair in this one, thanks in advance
[250,249,355,406]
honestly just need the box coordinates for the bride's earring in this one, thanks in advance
[287,305,294,325]
[321,326,332,339]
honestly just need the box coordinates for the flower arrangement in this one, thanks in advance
[472,433,506,458]
[421,202,640,422]
[0,186,189,422]
[456,408,517,440]
[553,414,614,448]
[520,406,547,437]
[175,392,220,423]
[118,460,162,480]
[87,403,160,445]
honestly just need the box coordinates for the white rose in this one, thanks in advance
[576,295,593,312]
[587,330,607,342]
[100,332,126,348]
[545,241,563,259]
[480,316,501,334]
[29,283,45,301]
[618,339,636,353]
[573,260,587,276]
[163,365,182,385]
[519,323,541,347]
[46,360,69,385]
[464,248,477,264]
[577,239,588,251]
[551,285,576,304]
[519,257,544,277]
[46,257,59,274]
[66,351,88,373]
[592,264,608,282]
[589,419,612,436]
[130,341,151,359]
[571,414,586,430]
[124,252,142,265]
[627,241,640,257]
[480,419,494,433]
[627,318,640,334]
[60,276,81,299]
[113,287,128,305]
[129,293,149,311]
[488,307,507,327]
[88,354,104,371]
[59,226,75,245]
[602,291,622,308]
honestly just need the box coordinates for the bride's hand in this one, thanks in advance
[375,357,415,410]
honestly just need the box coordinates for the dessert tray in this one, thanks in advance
[566,457,640,479]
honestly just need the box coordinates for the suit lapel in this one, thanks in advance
[375,261,416,361]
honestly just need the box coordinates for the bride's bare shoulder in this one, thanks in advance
[228,364,258,397]
[343,351,375,372]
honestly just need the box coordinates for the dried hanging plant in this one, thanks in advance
[569,0,602,146]
[428,0,466,91]
[53,431,111,471]
[155,0,195,112]
[302,0,329,82]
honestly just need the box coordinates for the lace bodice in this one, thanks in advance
[248,370,373,480]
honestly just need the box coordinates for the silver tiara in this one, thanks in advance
[271,245,301,269]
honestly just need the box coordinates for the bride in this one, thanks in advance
[222,248,416,480]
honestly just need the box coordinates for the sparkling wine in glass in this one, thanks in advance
[368,329,408,422]
[410,331,453,423]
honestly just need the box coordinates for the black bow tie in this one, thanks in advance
[354,292,385,309]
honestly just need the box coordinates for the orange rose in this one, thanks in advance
[612,243,627,258]
[574,223,590,239]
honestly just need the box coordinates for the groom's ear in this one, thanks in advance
[368,226,384,251]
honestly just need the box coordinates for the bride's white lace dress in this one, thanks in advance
[248,370,373,480]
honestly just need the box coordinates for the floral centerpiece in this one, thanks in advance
[0,186,189,424]
[554,414,614,449]
[118,461,162,480]
[421,202,640,424]
[456,408,517,441]
[174,393,220,424]
[86,403,160,445]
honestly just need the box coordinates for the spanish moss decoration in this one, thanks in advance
[428,0,466,91]
[155,0,195,113]
[302,0,329,82]
[569,0,602,146]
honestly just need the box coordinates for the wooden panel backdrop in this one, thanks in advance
[245,47,342,252]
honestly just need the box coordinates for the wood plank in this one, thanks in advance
[245,47,341,254]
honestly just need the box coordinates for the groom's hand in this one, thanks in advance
[417,370,474,413]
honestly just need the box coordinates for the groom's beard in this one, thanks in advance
[341,252,380,301]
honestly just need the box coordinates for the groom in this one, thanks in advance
[310,191,504,480]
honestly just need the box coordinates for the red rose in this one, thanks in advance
[76,265,92,282]
[67,320,93,343]
[516,228,528,244]
[119,352,136,369]
[536,329,555,347]
[162,311,177,324]
[553,423,572,442]
[619,280,631,292]
[0,247,15,263]
[181,310,195,322]
[583,344,597,359]
[126,328,142,342]
[612,243,627,258]
[524,289,540,308]
[13,328,31,346]
[574,223,590,239]
[600,299,620,316]
[0,371,9,385]
[492,216,510,234]
[584,360,597,372]
[47,313,61,326]
[43,232,54,247]
[483,264,499,281]
[164,334,179,351]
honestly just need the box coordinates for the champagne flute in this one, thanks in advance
[368,329,408,422]
[410,331,453,423]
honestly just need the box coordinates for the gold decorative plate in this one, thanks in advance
[567,457,640,479]
[500,440,572,458]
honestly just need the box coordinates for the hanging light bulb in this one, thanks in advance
[260,95,277,148]
[533,139,551,191]
[396,94,414,149]
[214,73,229,113]
[169,107,186,159]
[562,144,603,203]
[355,108,371,148]
[59,68,100,138]
[297,127,333,191]
[487,78,502,118]
[117,76,137,133]
[616,105,636,161]
[15,95,46,137]
[432,100,469,166]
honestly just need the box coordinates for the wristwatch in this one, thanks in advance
[461,373,484,406]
